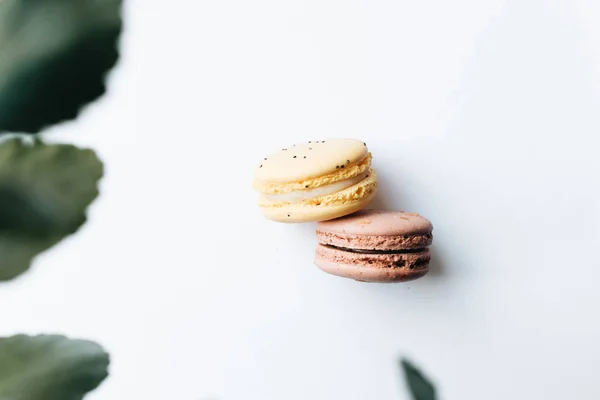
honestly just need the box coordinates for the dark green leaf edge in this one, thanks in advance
[0,334,109,400]
[0,0,124,134]
[401,358,437,400]
[0,138,104,282]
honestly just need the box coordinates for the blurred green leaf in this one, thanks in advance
[0,0,123,133]
[0,138,103,281]
[401,359,436,400]
[0,334,109,400]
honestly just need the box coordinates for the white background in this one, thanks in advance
[1,0,600,399]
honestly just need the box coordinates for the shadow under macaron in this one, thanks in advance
[425,244,445,278]
[366,167,398,211]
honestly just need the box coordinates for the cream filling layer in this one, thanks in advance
[265,171,369,203]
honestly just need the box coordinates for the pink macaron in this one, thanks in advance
[315,210,433,282]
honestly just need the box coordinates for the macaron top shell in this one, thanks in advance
[254,138,368,184]
[317,209,433,236]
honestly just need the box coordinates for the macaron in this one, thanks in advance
[253,139,378,223]
[315,210,433,282]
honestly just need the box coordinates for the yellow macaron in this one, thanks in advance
[253,138,378,222]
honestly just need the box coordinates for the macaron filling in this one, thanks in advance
[263,170,370,204]
[323,244,427,255]
[316,244,431,270]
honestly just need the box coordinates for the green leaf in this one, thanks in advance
[401,359,436,400]
[0,138,103,281]
[0,0,123,134]
[0,334,109,400]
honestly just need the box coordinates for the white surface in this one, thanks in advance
[1,0,600,399]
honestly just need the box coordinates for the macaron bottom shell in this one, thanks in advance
[315,244,430,283]
[261,187,377,223]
